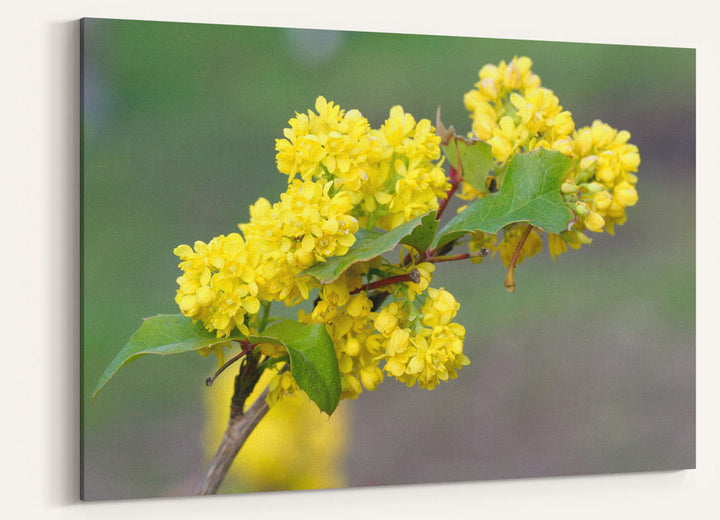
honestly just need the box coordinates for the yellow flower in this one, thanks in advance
[584,210,606,233]
[387,328,411,356]
[266,369,300,407]
[592,190,613,212]
[381,105,416,147]
[403,324,469,390]
[613,180,638,207]
[406,262,435,300]
[421,287,460,328]
[374,302,401,337]
[174,233,260,337]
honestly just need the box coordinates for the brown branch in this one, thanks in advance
[196,384,270,495]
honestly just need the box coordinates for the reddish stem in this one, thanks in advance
[435,166,460,223]
[402,165,461,267]
[350,269,420,295]
[504,225,534,293]
[205,340,255,386]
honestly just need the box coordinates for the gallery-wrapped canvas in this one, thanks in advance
[80,17,695,500]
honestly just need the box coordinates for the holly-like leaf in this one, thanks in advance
[399,211,438,253]
[442,137,493,194]
[432,149,574,249]
[301,213,433,284]
[92,314,341,415]
[91,314,242,402]
[251,320,340,415]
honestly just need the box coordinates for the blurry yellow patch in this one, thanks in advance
[203,369,349,493]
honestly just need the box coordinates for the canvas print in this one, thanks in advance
[80,17,695,500]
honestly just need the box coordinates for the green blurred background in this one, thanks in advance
[80,18,695,500]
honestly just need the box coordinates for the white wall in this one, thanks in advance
[2,1,718,518]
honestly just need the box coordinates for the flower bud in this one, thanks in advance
[551,137,573,155]
[592,190,613,212]
[579,155,598,170]
[584,181,604,194]
[620,151,640,171]
[375,304,399,337]
[575,230,593,245]
[344,337,361,357]
[584,210,605,233]
[596,166,616,186]
[614,181,638,207]
[360,366,382,391]
[479,77,498,99]
[574,130,593,157]
[553,111,575,136]
[387,328,411,356]
[561,182,578,194]
[591,121,615,148]
[574,201,590,217]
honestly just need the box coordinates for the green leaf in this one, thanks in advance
[91,314,241,402]
[432,149,574,249]
[443,137,493,193]
[399,211,438,253]
[251,320,340,415]
[301,213,433,284]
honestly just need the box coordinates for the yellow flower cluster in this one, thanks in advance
[275,97,449,231]
[373,107,450,230]
[173,234,261,337]
[239,178,359,305]
[463,56,574,168]
[377,288,469,390]
[204,369,348,492]
[460,56,640,263]
[175,176,361,335]
[567,120,640,235]
[276,96,372,191]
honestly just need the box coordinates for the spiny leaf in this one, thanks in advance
[91,314,242,402]
[251,320,340,415]
[437,108,493,193]
[432,148,574,249]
